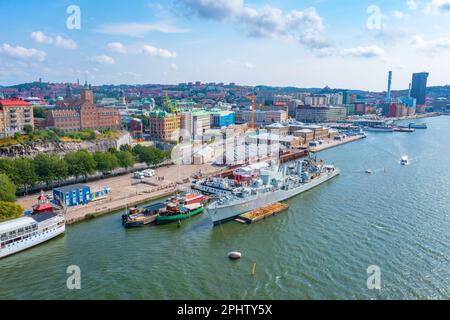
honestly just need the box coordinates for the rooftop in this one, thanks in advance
[54,184,90,193]
[0,98,31,107]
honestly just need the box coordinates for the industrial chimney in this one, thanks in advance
[387,71,392,101]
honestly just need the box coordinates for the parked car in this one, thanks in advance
[142,169,155,177]
[133,172,145,179]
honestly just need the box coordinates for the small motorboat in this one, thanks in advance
[400,156,409,166]
[365,169,373,174]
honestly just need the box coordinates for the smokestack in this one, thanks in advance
[387,71,392,101]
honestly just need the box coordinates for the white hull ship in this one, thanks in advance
[207,159,340,225]
[0,193,65,259]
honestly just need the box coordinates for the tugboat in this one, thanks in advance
[122,203,166,228]
[156,193,206,225]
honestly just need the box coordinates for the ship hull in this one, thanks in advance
[208,169,340,225]
[0,223,65,259]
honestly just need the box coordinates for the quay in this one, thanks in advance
[236,203,289,224]
[309,135,366,153]
[16,164,222,225]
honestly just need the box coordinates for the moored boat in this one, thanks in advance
[122,202,166,228]
[156,203,205,225]
[1,193,65,259]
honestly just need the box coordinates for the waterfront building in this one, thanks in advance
[235,109,287,126]
[193,110,212,136]
[329,93,343,106]
[293,129,314,144]
[0,98,34,137]
[304,94,330,106]
[46,84,121,132]
[411,72,429,106]
[148,110,181,142]
[288,99,304,118]
[265,122,290,136]
[211,110,235,128]
[296,105,347,123]
[129,118,143,138]
[53,184,91,208]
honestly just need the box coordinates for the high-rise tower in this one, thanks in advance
[410,72,429,105]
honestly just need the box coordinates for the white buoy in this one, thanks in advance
[228,251,242,260]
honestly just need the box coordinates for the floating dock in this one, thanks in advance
[235,203,289,224]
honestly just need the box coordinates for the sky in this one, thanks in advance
[0,0,449,91]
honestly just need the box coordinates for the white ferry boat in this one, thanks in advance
[0,194,65,259]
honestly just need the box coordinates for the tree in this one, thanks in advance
[116,150,135,169]
[0,174,16,202]
[0,158,14,177]
[0,201,23,222]
[33,107,46,119]
[23,124,34,136]
[64,150,97,180]
[93,151,119,174]
[12,158,37,193]
[119,144,132,152]
[34,154,68,186]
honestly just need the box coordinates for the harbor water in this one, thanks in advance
[0,116,449,299]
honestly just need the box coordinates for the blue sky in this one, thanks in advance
[0,0,449,91]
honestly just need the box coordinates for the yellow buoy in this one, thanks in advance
[252,262,256,276]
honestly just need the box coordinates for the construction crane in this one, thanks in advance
[246,93,256,129]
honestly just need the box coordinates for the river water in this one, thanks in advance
[1,116,449,300]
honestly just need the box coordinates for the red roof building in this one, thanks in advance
[0,98,34,138]
[46,84,120,132]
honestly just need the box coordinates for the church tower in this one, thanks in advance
[82,82,94,104]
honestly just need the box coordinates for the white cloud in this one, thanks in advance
[170,63,178,71]
[31,31,53,45]
[410,35,450,51]
[392,10,407,19]
[407,0,419,10]
[425,0,450,14]
[0,43,46,62]
[54,36,77,49]
[183,1,329,51]
[91,55,115,65]
[142,45,177,58]
[97,22,189,37]
[31,31,77,49]
[244,62,254,69]
[183,0,244,20]
[341,45,385,58]
[107,42,127,54]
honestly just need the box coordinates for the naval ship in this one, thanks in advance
[207,158,340,225]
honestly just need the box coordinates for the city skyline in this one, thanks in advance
[0,0,449,90]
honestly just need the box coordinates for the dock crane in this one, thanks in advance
[246,93,256,129]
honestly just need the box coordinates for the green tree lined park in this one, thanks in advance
[0,145,169,221]
[0,145,170,196]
